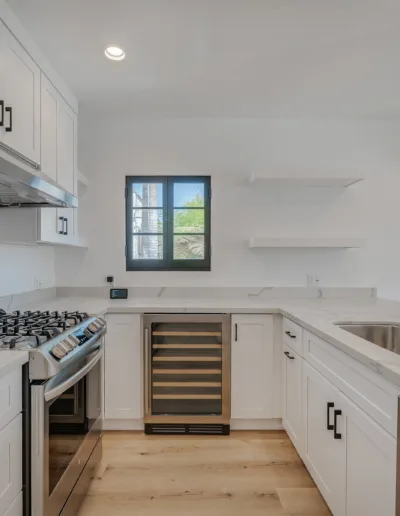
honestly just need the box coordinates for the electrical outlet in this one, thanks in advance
[306,274,321,287]
[34,277,43,290]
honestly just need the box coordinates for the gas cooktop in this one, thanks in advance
[0,309,106,380]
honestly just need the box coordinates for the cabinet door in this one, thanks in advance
[57,100,77,195]
[41,75,58,182]
[342,392,396,516]
[0,24,40,164]
[57,207,75,242]
[282,343,303,452]
[105,314,142,420]
[231,315,274,419]
[0,415,22,516]
[303,362,346,516]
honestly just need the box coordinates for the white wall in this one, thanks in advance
[0,244,55,297]
[55,115,400,296]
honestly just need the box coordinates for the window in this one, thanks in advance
[125,176,211,271]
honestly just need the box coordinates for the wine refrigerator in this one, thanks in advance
[143,314,231,435]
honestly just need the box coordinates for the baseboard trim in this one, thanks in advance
[104,419,144,431]
[231,418,283,430]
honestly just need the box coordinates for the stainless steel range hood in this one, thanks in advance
[0,156,78,208]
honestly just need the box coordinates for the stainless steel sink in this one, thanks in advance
[335,323,400,354]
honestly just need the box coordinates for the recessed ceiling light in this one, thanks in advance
[105,46,126,61]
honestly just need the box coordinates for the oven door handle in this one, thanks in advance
[44,348,103,402]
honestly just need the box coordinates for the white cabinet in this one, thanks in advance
[0,22,40,165]
[0,368,22,432]
[57,100,77,194]
[303,362,346,516]
[231,315,274,420]
[282,343,303,452]
[39,73,78,245]
[105,314,142,423]
[342,391,396,516]
[0,414,22,516]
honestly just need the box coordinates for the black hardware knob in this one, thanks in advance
[327,402,334,431]
[5,106,12,132]
[333,409,342,439]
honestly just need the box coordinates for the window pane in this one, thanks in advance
[133,209,163,233]
[174,209,204,234]
[174,235,205,260]
[133,235,163,260]
[132,183,163,208]
[174,183,204,207]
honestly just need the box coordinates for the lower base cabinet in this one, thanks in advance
[302,360,396,516]
[3,493,22,516]
[231,315,275,419]
[303,362,346,516]
[0,414,22,516]
[104,314,142,421]
[343,392,396,516]
[282,343,303,453]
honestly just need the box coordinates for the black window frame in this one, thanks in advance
[125,175,211,271]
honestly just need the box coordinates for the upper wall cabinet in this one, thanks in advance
[39,74,78,245]
[0,21,40,167]
[41,74,77,194]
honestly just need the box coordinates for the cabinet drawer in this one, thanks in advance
[0,369,22,432]
[106,313,136,325]
[3,492,22,516]
[304,330,400,437]
[283,318,303,355]
[0,415,22,516]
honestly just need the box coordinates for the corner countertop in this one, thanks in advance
[0,351,29,380]
[17,294,400,388]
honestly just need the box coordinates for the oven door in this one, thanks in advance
[31,340,104,516]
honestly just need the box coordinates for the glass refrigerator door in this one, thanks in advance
[151,322,223,415]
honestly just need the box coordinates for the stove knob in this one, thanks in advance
[69,335,79,347]
[88,322,99,333]
[52,344,67,359]
[84,327,93,339]
[97,316,106,327]
[62,338,75,352]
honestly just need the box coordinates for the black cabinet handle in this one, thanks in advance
[333,409,342,439]
[5,106,12,132]
[63,217,68,236]
[327,402,334,431]
[234,323,238,342]
[58,216,64,235]
[285,331,296,339]
[0,101,4,127]
[284,351,295,360]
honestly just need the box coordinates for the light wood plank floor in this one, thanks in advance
[79,431,332,516]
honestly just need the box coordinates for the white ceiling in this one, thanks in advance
[6,0,400,117]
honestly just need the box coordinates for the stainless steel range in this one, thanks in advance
[0,309,106,516]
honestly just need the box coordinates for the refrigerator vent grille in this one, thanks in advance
[145,424,230,435]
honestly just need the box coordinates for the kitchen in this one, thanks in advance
[1,1,400,515]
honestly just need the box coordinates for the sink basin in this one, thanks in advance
[335,323,400,354]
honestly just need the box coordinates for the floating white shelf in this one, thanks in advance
[248,238,366,249]
[247,173,364,187]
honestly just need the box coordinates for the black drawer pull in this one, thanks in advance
[234,323,238,342]
[284,351,295,360]
[0,101,4,127]
[285,330,296,339]
[64,217,68,236]
[58,216,64,235]
[333,409,342,439]
[327,402,334,431]
[5,106,12,132]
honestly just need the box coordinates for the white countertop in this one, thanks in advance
[17,294,400,388]
[0,351,29,379]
